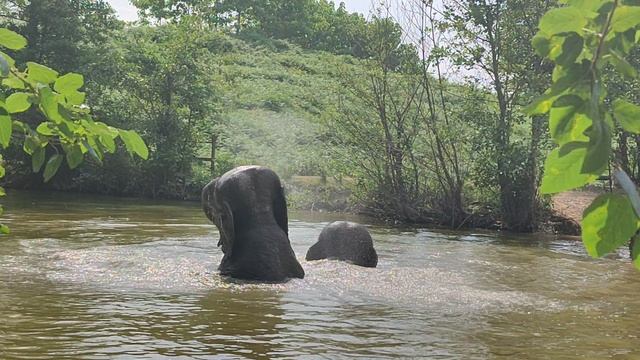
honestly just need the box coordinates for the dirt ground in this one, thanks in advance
[551,190,602,225]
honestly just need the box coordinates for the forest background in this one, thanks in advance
[2,0,639,233]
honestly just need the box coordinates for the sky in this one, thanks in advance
[106,0,374,22]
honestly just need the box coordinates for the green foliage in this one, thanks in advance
[133,0,374,58]
[614,99,640,132]
[530,0,640,265]
[442,0,556,231]
[0,28,27,50]
[582,193,639,257]
[0,27,148,232]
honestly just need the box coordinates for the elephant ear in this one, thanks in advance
[273,185,289,235]
[201,178,218,223]
[217,200,235,256]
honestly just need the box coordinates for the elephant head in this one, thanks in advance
[306,221,378,268]
[202,166,304,282]
[201,177,234,255]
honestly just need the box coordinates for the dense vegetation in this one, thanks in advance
[529,0,640,267]
[0,22,148,233]
[0,0,639,235]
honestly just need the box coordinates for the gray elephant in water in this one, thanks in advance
[306,221,378,267]
[201,165,304,282]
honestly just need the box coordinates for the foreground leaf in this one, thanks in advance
[632,237,640,270]
[549,95,590,144]
[0,113,11,148]
[540,144,599,194]
[39,88,64,123]
[32,146,45,172]
[610,6,640,33]
[65,144,83,169]
[119,130,149,160]
[582,193,639,257]
[6,92,31,113]
[614,99,640,134]
[582,120,611,174]
[43,154,63,182]
[0,28,27,50]
[538,7,588,37]
[27,62,58,84]
[54,73,83,95]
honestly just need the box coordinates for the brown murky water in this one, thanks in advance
[0,191,638,359]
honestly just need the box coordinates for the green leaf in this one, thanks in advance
[0,113,11,148]
[99,134,116,153]
[540,143,599,194]
[0,28,27,50]
[560,0,612,12]
[551,62,589,92]
[43,154,63,182]
[22,136,40,155]
[538,7,589,37]
[0,51,14,68]
[119,129,149,160]
[32,146,45,172]
[526,91,559,115]
[26,62,58,84]
[54,73,86,105]
[66,91,86,105]
[549,95,591,144]
[582,193,639,257]
[610,6,640,33]
[582,119,612,174]
[532,35,551,57]
[554,34,584,66]
[608,50,638,79]
[36,122,56,136]
[632,237,640,269]
[39,88,64,124]
[83,138,103,163]
[0,224,10,234]
[54,73,83,95]
[614,99,640,133]
[5,92,31,113]
[3,75,24,89]
[65,144,83,170]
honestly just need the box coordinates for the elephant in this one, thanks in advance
[306,221,378,268]
[201,165,305,282]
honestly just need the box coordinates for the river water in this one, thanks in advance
[0,191,638,359]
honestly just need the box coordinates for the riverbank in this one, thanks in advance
[3,179,594,236]
[284,176,594,235]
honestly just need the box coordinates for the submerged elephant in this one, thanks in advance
[306,221,378,268]
[201,165,304,282]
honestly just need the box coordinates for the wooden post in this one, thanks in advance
[211,134,217,176]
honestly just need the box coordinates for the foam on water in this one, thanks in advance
[31,232,566,317]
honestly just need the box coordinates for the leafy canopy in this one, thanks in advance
[529,0,640,266]
[0,27,149,234]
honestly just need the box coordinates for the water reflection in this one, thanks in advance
[191,290,285,358]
